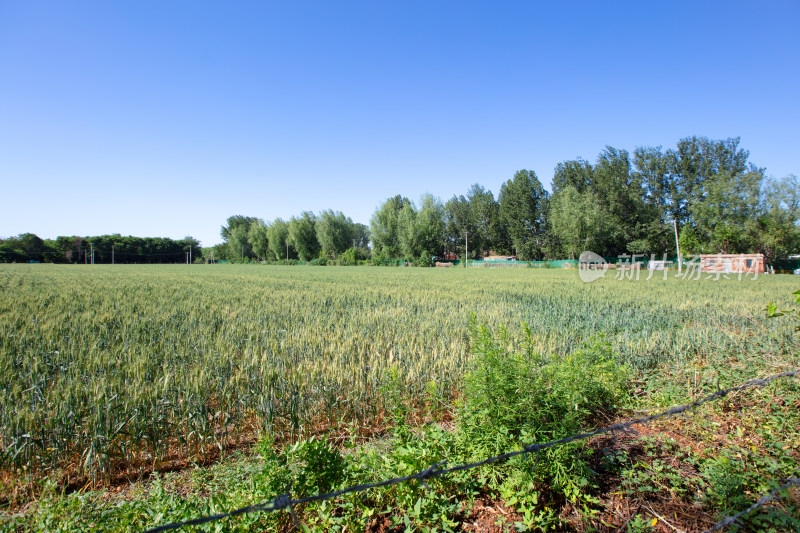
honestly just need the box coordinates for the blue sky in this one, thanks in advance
[1,1,798,247]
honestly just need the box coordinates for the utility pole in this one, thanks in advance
[90,243,94,265]
[189,245,192,264]
[112,245,114,265]
[464,231,468,268]
[673,220,681,274]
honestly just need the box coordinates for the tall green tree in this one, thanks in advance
[591,147,656,255]
[267,219,291,260]
[467,184,505,255]
[633,146,677,255]
[498,169,549,260]
[350,223,371,251]
[763,174,799,222]
[370,195,413,260]
[414,194,446,262]
[316,210,353,259]
[666,136,750,228]
[247,219,270,260]
[444,194,479,259]
[221,215,258,261]
[55,236,83,263]
[288,212,320,261]
[687,169,762,254]
[747,203,800,265]
[397,202,419,259]
[552,158,593,194]
[0,233,48,262]
[548,186,608,259]
[227,226,251,261]
[221,215,258,242]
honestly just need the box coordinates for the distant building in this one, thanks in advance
[648,260,671,271]
[699,253,764,274]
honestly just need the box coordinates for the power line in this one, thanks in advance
[143,369,800,533]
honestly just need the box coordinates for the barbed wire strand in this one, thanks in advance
[144,369,800,533]
[704,476,800,532]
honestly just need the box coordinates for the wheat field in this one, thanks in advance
[0,264,795,481]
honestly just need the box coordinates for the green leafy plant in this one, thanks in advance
[766,289,800,331]
[254,434,346,499]
[457,317,629,512]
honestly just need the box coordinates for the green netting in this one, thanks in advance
[774,258,800,272]
[468,259,579,268]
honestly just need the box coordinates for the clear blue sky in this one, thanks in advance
[1,1,798,247]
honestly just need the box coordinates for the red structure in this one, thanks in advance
[699,253,765,274]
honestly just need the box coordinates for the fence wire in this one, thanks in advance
[144,369,800,533]
[704,476,800,532]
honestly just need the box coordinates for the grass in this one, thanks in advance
[0,264,798,531]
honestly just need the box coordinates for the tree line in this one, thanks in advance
[0,234,201,264]
[217,136,798,265]
[213,211,371,264]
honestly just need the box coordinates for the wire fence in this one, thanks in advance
[144,369,800,533]
[705,476,800,532]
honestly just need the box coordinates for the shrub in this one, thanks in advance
[254,435,346,498]
[338,247,369,266]
[457,317,629,503]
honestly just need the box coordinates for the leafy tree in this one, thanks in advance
[210,243,228,262]
[748,209,800,265]
[548,186,608,259]
[763,174,799,222]
[227,225,251,261]
[444,194,479,259]
[414,194,446,262]
[19,233,45,257]
[745,174,800,264]
[666,136,750,228]
[634,146,673,220]
[248,220,270,260]
[177,236,202,263]
[288,212,320,261]
[221,215,258,261]
[467,184,505,255]
[498,169,549,260]
[590,147,651,255]
[316,210,354,259]
[0,234,37,262]
[547,138,766,259]
[267,219,291,261]
[633,146,677,255]
[688,169,762,253]
[55,236,83,263]
[0,234,203,264]
[370,195,413,260]
[552,158,593,194]
[396,202,419,259]
[351,223,371,251]
[338,246,370,265]
[221,215,259,242]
